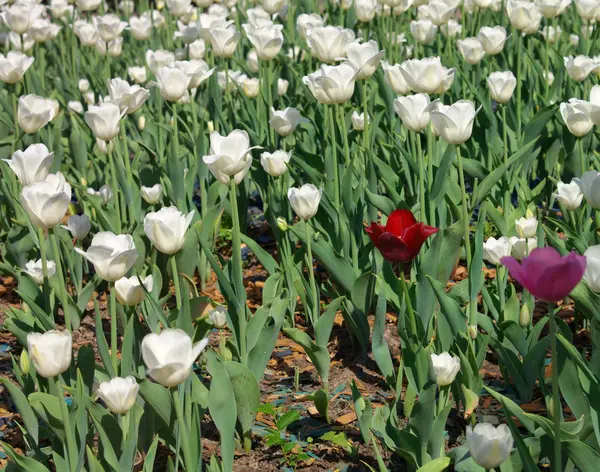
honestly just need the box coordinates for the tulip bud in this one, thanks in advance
[277,79,289,96]
[141,183,163,205]
[62,215,91,241]
[208,305,228,328]
[288,184,322,220]
[75,232,138,282]
[469,325,478,339]
[19,349,30,375]
[269,107,308,136]
[277,217,288,232]
[554,180,583,210]
[27,330,72,378]
[519,304,530,327]
[144,206,195,255]
[261,150,291,177]
[487,71,517,103]
[515,213,538,238]
[466,423,514,469]
[483,237,512,265]
[242,78,260,98]
[430,352,461,386]
[352,111,367,131]
[394,93,431,132]
[221,346,233,361]
[115,275,153,306]
[138,115,146,131]
[23,259,57,285]
[78,78,90,93]
[21,173,72,230]
[97,376,139,414]
[583,245,600,293]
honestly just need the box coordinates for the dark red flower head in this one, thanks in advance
[365,209,439,263]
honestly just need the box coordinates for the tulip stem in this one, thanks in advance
[37,228,51,316]
[106,146,122,233]
[328,106,341,211]
[230,181,247,364]
[398,265,417,338]
[172,387,194,471]
[544,20,550,99]
[516,32,522,142]
[579,138,586,176]
[170,256,182,312]
[120,120,133,216]
[362,81,369,156]
[50,231,72,332]
[110,283,118,375]
[52,376,78,472]
[502,105,510,227]
[548,301,562,471]
[304,221,319,325]
[456,146,474,325]
[415,131,427,226]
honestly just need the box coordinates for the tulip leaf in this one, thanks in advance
[283,327,331,388]
[372,281,395,387]
[351,380,373,443]
[416,457,451,472]
[28,392,65,442]
[1,378,39,444]
[0,441,50,472]
[365,189,396,216]
[239,233,279,275]
[142,435,160,472]
[138,380,173,427]
[87,402,122,471]
[94,298,116,378]
[223,361,260,438]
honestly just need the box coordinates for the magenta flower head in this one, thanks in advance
[500,247,586,302]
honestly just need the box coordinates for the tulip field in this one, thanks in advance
[2,0,600,470]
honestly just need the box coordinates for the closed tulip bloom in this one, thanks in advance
[382,61,411,95]
[95,14,127,42]
[394,93,431,132]
[352,111,368,130]
[431,352,460,386]
[247,25,284,61]
[487,71,517,103]
[269,107,308,136]
[75,232,138,282]
[366,209,438,262]
[74,22,99,46]
[515,211,538,238]
[261,150,291,177]
[410,19,438,45]
[1,2,44,35]
[167,0,192,16]
[114,275,153,306]
[307,26,355,63]
[303,63,358,105]
[441,19,462,37]
[50,0,74,19]
[21,173,71,230]
[541,25,562,43]
[467,424,513,469]
[189,39,206,60]
[418,1,456,26]
[144,206,194,255]
[574,171,600,208]
[27,330,72,378]
[555,180,584,210]
[0,51,34,84]
[560,101,593,137]
[209,306,228,328]
[536,0,571,17]
[142,329,209,387]
[262,0,287,13]
[174,60,215,89]
[501,247,586,301]
[277,78,289,96]
[97,185,114,205]
[128,66,147,84]
[3,144,53,186]
[345,40,385,79]
[146,49,175,72]
[483,236,512,265]
[85,102,124,142]
[108,38,123,59]
[97,376,139,414]
[129,16,153,40]
[150,66,191,102]
[587,85,600,125]
[141,184,163,204]
[77,0,102,12]
[68,101,84,114]
[506,0,542,34]
[108,78,149,115]
[203,130,257,185]
[477,26,508,55]
[564,56,599,82]
[209,25,241,58]
[246,50,260,73]
[62,215,91,241]
[583,245,600,292]
[18,95,58,134]
[198,14,230,41]
[174,20,201,44]
[355,0,379,22]
[457,38,485,64]
[399,57,455,94]
[24,259,57,285]
[296,13,324,39]
[430,100,480,144]
[509,236,538,259]
[288,184,322,220]
[574,0,600,19]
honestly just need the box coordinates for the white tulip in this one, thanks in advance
[128,66,147,84]
[203,130,257,184]
[141,329,209,387]
[394,94,431,132]
[584,245,600,292]
[144,206,194,255]
[352,111,368,131]
[18,95,58,134]
[554,180,583,210]
[574,0,600,19]
[145,49,175,72]
[83,90,95,105]
[509,236,538,259]
[21,173,71,230]
[441,19,462,38]
[189,39,206,59]
[262,0,287,14]
[467,423,514,469]
[543,70,555,86]
[382,61,411,95]
[209,25,241,58]
[246,7,273,31]
[306,26,355,64]
[217,70,247,92]
[75,232,138,282]
[129,16,153,40]
[28,330,72,378]
[108,78,149,115]
[242,78,260,98]
[477,26,508,55]
[109,39,123,58]
[564,55,599,82]
[24,259,57,285]
[198,14,230,41]
[536,0,571,17]
[277,78,289,96]
[98,185,114,205]
[430,352,461,386]
[174,60,215,89]
[68,101,84,114]
[150,66,192,102]
[141,184,163,205]
[261,150,291,177]
[85,102,124,142]
[345,40,384,80]
[430,100,480,144]
[506,0,542,34]
[296,13,324,40]
[174,20,201,44]
[399,57,455,94]
[50,0,74,19]
[560,101,594,137]
[77,0,102,12]
[515,214,538,238]
[62,215,91,240]
[269,107,308,136]
[1,2,44,35]
[114,275,153,306]
[418,1,456,26]
[246,50,260,73]
[74,22,99,46]
[410,19,438,45]
[97,376,139,414]
[540,25,562,43]
[457,38,485,65]
[574,171,600,208]
[355,0,379,22]
[208,305,228,328]
[483,237,512,265]
[168,0,193,16]
[288,184,322,220]
[303,63,358,105]
[95,14,127,42]
[3,144,53,186]
[0,51,34,84]
[247,25,284,61]
[487,71,517,103]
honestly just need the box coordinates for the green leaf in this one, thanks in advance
[1,378,38,443]
[223,361,260,437]
[138,380,172,426]
[416,456,451,472]
[0,441,50,472]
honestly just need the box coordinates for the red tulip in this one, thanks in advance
[365,209,438,263]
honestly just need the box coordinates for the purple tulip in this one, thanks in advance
[500,247,586,302]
